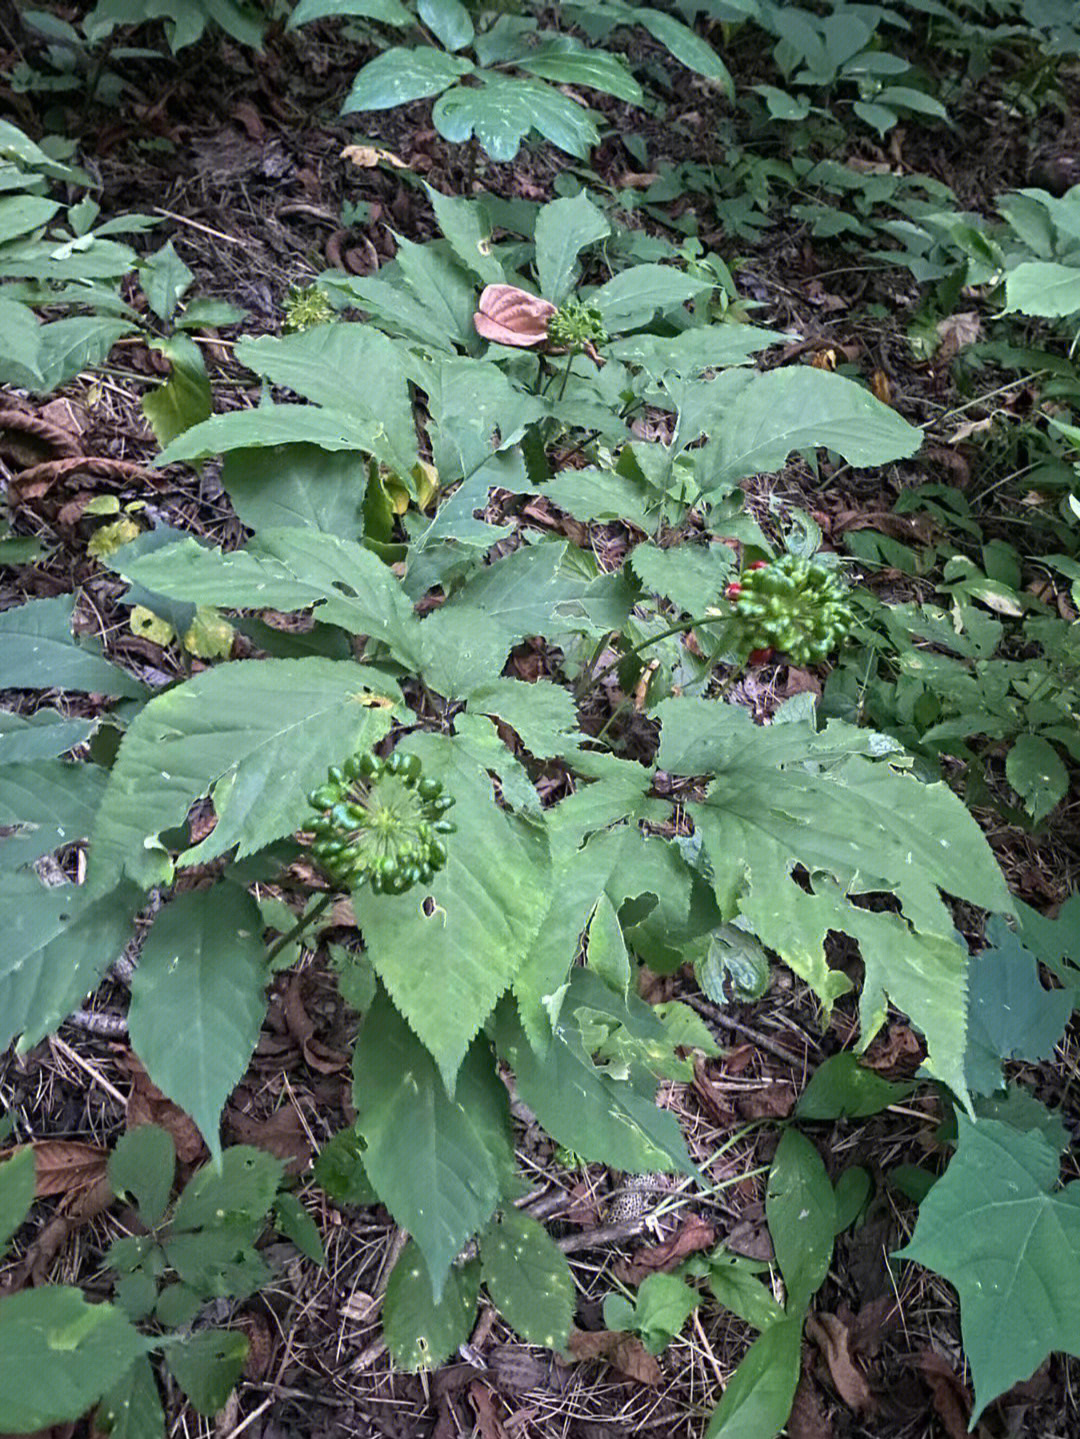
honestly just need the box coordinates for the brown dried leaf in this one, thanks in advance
[787,1374,834,1439]
[468,1383,509,1439]
[568,1328,663,1385]
[474,284,556,347]
[806,1313,875,1415]
[861,1024,923,1077]
[936,311,981,362]
[736,1083,795,1120]
[614,1216,717,1284]
[0,1141,108,1197]
[226,1105,313,1176]
[917,1351,972,1439]
[121,1055,207,1165]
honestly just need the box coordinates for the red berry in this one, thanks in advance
[749,560,769,570]
[725,583,743,598]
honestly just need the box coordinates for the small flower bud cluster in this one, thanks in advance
[306,750,455,894]
[546,298,608,352]
[726,555,855,666]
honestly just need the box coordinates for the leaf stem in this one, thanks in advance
[264,889,337,967]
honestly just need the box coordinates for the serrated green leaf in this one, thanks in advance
[705,367,923,491]
[35,317,136,392]
[95,1355,164,1439]
[591,264,710,332]
[964,918,1072,1096]
[898,1115,1080,1421]
[350,733,550,1085]
[0,1147,36,1254]
[141,334,212,448]
[465,677,580,757]
[108,1125,175,1228]
[220,444,369,538]
[609,324,791,376]
[172,1146,282,1233]
[795,1053,914,1120]
[0,1289,146,1432]
[534,193,610,305]
[312,1125,377,1207]
[629,540,734,614]
[434,76,599,162]
[541,467,658,529]
[480,1208,575,1348]
[165,1329,248,1417]
[605,1270,699,1353]
[424,184,504,285]
[1006,733,1068,823]
[88,657,398,890]
[128,889,268,1161]
[0,759,108,869]
[704,1315,802,1438]
[154,401,394,470]
[0,870,141,1053]
[585,892,630,994]
[765,1130,835,1314]
[353,989,514,1294]
[383,1243,480,1370]
[0,594,145,698]
[234,326,418,476]
[495,1004,694,1175]
[112,529,423,664]
[344,47,474,111]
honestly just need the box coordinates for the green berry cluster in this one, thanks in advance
[282,284,335,334]
[727,555,855,666]
[547,297,607,352]
[305,750,455,894]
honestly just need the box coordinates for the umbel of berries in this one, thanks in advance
[726,555,856,666]
[305,750,455,895]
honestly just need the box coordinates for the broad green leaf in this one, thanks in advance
[289,0,411,26]
[312,1126,377,1206]
[171,1146,282,1233]
[495,1004,694,1175]
[155,402,394,470]
[0,194,61,245]
[449,539,631,643]
[517,38,643,104]
[164,1330,248,1417]
[272,1192,326,1266]
[392,235,478,348]
[383,1243,480,1370]
[0,710,95,766]
[220,445,368,537]
[113,529,422,664]
[1005,260,1080,317]
[138,240,193,323]
[0,759,108,869]
[419,354,544,483]
[629,540,734,614]
[0,297,44,388]
[480,1208,575,1348]
[591,264,711,331]
[0,1147,35,1254]
[349,734,550,1084]
[541,467,658,529]
[141,333,212,449]
[795,1053,914,1120]
[418,0,473,51]
[416,606,511,698]
[637,8,734,95]
[234,325,418,476]
[898,1116,1080,1421]
[534,193,610,305]
[108,1125,176,1228]
[128,887,267,1161]
[704,1252,785,1332]
[585,892,630,994]
[0,594,145,697]
[1006,733,1068,823]
[656,699,1012,1098]
[610,324,789,378]
[424,184,505,285]
[88,657,398,890]
[35,317,135,392]
[0,870,140,1053]
[95,1355,164,1439]
[433,76,600,162]
[704,1316,803,1439]
[343,48,474,111]
[964,918,1072,1095]
[320,271,459,351]
[0,1289,145,1432]
[706,367,923,490]
[352,989,515,1293]
[605,1271,699,1353]
[765,1130,835,1314]
[465,677,580,758]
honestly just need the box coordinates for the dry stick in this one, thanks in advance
[682,992,813,1066]
[556,1217,647,1253]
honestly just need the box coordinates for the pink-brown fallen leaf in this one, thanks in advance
[474,284,556,346]
[568,1328,663,1385]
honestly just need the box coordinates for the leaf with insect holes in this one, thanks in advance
[383,1242,480,1371]
[480,1208,575,1349]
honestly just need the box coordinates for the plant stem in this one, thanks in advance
[264,889,336,967]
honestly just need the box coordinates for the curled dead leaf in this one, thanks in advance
[614,1215,717,1285]
[568,1328,663,1385]
[474,284,556,347]
[0,1141,108,1198]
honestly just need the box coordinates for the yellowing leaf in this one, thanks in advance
[130,606,175,646]
[183,606,234,659]
[87,517,141,559]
